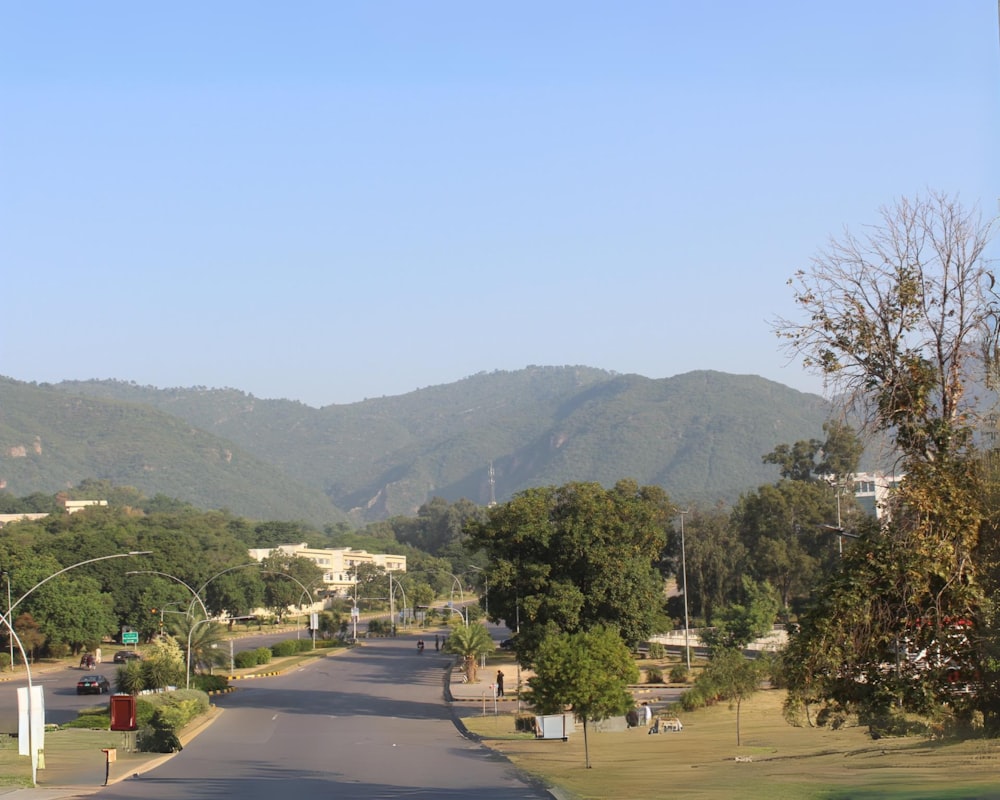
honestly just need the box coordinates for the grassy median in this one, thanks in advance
[463,689,1000,799]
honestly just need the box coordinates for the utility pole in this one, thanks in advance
[677,509,691,672]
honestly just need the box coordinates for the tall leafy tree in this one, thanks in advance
[777,192,1000,724]
[528,626,638,769]
[468,480,670,657]
[700,577,779,653]
[259,552,324,620]
[669,506,746,624]
[730,480,838,610]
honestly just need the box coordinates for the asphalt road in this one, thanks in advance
[0,662,119,732]
[91,634,548,800]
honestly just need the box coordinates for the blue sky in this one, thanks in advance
[3,2,997,407]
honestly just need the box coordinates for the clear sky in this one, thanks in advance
[3,2,997,407]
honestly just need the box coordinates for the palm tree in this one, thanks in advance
[169,616,228,675]
[442,622,494,683]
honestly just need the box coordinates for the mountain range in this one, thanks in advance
[0,367,835,525]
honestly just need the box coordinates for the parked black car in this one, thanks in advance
[76,674,111,695]
[113,650,142,664]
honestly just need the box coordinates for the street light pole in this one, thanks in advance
[676,509,691,672]
[2,570,12,671]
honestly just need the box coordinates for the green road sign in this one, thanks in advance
[121,631,139,645]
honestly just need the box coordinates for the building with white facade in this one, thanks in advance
[247,542,406,597]
[851,471,903,519]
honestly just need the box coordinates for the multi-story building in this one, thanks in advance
[851,471,903,519]
[247,542,407,597]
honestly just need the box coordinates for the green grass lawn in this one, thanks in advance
[463,689,1000,800]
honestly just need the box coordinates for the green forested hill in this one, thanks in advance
[11,367,835,522]
[0,377,349,525]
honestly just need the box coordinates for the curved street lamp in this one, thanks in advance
[0,550,151,786]
[674,509,691,671]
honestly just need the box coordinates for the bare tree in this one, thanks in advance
[776,192,998,465]
[776,194,1000,726]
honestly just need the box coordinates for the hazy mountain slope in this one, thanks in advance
[0,377,349,525]
[47,367,832,520]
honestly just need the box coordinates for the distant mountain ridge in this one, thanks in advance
[1,367,833,523]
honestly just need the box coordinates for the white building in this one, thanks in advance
[851,471,903,519]
[247,542,406,597]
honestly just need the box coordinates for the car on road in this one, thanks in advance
[76,675,111,695]
[113,650,142,664]
[499,638,516,650]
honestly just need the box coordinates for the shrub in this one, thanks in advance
[254,647,272,665]
[47,642,70,659]
[679,686,710,713]
[645,667,663,684]
[514,713,536,733]
[191,674,229,693]
[116,661,146,695]
[648,642,666,659]
[233,650,258,669]
[272,639,299,657]
[135,690,210,753]
[669,664,689,684]
[0,652,11,671]
[296,639,313,652]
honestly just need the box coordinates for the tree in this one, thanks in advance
[441,622,494,683]
[700,577,779,654]
[204,569,264,619]
[778,192,997,464]
[762,439,822,482]
[13,613,45,661]
[777,192,1000,723]
[349,562,387,607]
[814,420,864,479]
[730,481,838,611]
[696,649,764,746]
[528,626,638,769]
[673,506,746,624]
[26,575,117,654]
[259,553,324,620]
[468,480,670,657]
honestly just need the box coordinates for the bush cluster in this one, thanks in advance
[271,639,298,657]
[135,690,209,753]
[191,674,229,693]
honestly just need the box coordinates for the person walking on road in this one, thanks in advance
[496,669,505,698]
[434,634,440,651]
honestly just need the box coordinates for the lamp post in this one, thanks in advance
[676,509,691,671]
[186,617,216,689]
[388,573,408,632]
[425,569,467,626]
[2,570,12,671]
[0,551,151,786]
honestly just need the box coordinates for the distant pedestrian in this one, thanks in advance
[434,634,440,651]
[496,669,505,698]
[642,702,652,726]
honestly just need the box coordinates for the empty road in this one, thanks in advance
[94,635,549,799]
